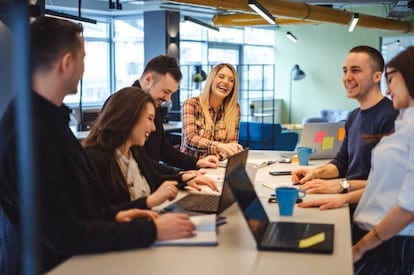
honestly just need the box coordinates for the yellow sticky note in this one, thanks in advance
[298,232,326,248]
[321,137,334,150]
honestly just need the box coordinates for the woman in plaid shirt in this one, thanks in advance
[181,63,243,160]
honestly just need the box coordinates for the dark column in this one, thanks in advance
[144,10,181,121]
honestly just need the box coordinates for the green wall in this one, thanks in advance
[273,6,411,124]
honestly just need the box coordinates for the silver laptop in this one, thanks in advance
[299,122,345,159]
[163,148,249,214]
[226,164,334,254]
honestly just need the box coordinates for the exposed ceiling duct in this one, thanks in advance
[167,0,411,32]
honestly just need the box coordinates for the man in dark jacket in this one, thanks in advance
[132,55,219,172]
[0,16,194,274]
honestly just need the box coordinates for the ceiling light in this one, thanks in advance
[348,13,359,32]
[183,16,219,32]
[286,31,297,43]
[248,0,276,25]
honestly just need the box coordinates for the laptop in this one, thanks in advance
[226,164,334,254]
[163,148,249,214]
[299,122,346,159]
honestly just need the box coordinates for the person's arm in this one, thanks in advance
[298,188,364,210]
[353,205,414,262]
[299,178,367,194]
[291,163,339,184]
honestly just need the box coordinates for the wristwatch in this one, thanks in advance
[339,179,350,193]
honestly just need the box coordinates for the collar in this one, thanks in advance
[32,92,71,128]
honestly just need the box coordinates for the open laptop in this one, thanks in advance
[226,164,334,254]
[299,122,345,159]
[163,148,249,214]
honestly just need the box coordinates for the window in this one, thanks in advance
[64,21,110,106]
[114,17,144,90]
[179,20,277,122]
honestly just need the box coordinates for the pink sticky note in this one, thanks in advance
[313,131,327,143]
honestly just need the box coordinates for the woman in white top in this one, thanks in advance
[299,46,414,274]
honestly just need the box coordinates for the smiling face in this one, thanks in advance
[342,52,382,101]
[128,102,156,146]
[141,73,179,107]
[385,68,413,110]
[210,66,235,103]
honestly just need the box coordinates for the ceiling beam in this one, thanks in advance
[213,14,314,27]
[168,0,411,32]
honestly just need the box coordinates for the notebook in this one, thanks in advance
[153,214,217,246]
[163,148,249,214]
[226,164,334,254]
[299,122,346,159]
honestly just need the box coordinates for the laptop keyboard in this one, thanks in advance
[164,194,219,213]
[263,222,308,246]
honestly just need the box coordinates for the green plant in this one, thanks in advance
[192,73,204,83]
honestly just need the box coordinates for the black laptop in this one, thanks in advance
[226,164,334,254]
[163,148,249,214]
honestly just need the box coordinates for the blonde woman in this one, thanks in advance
[181,63,243,160]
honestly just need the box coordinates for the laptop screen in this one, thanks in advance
[225,164,270,244]
[217,148,249,213]
[299,122,345,159]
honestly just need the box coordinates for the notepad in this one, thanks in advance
[153,214,217,246]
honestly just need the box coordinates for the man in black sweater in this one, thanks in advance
[0,17,194,274]
[132,55,219,172]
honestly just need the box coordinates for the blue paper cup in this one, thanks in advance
[296,146,315,166]
[275,187,306,216]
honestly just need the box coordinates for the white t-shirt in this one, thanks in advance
[354,107,414,236]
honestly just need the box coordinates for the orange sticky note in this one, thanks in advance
[337,127,345,141]
[321,137,334,150]
[313,131,327,143]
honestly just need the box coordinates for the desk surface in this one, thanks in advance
[48,151,352,275]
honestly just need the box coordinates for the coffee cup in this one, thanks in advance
[275,187,306,216]
[296,146,315,165]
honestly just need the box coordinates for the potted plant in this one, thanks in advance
[191,64,207,90]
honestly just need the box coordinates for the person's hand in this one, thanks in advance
[185,174,219,192]
[352,243,365,263]
[147,181,178,208]
[154,213,196,240]
[196,155,219,168]
[115,209,159,222]
[298,195,347,210]
[299,179,343,194]
[217,142,243,158]
[291,168,316,184]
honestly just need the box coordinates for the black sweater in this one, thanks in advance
[0,93,158,273]
[84,145,183,210]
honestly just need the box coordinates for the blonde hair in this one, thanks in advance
[199,63,239,140]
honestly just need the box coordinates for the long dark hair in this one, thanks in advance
[83,87,155,151]
[386,46,414,101]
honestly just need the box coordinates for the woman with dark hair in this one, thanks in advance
[350,46,414,274]
[83,87,216,210]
